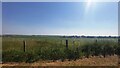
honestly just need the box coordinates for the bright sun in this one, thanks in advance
[86,0,93,9]
[85,0,95,14]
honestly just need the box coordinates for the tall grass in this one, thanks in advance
[2,36,119,63]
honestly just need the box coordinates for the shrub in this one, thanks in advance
[2,50,39,63]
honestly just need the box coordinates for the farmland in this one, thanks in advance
[2,35,120,66]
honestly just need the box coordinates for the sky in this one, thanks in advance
[2,2,118,36]
[119,1,120,36]
[2,0,120,2]
[0,2,1,35]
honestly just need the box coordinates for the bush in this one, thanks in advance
[2,50,39,63]
[3,50,25,62]
[2,39,118,62]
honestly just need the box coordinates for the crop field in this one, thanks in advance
[2,35,120,66]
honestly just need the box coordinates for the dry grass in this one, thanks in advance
[1,55,118,66]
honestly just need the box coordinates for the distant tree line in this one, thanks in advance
[62,35,119,38]
[2,35,120,38]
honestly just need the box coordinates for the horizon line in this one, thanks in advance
[1,34,119,36]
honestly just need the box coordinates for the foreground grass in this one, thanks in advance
[1,55,118,66]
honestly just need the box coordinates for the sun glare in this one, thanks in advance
[86,0,92,8]
[85,0,96,14]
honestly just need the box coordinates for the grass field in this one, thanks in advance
[1,55,118,66]
[2,35,120,65]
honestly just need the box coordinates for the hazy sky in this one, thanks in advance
[2,0,120,2]
[2,2,118,36]
[0,2,1,35]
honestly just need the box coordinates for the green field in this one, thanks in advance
[2,35,120,63]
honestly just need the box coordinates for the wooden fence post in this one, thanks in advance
[95,39,97,43]
[66,40,68,49]
[78,40,80,50]
[23,40,26,52]
[103,46,106,58]
[95,39,97,46]
[60,40,62,45]
[73,41,75,46]
[73,40,75,48]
